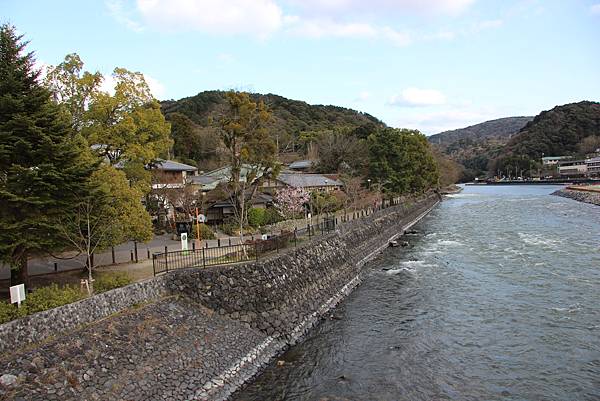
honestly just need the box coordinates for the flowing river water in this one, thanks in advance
[233,185,600,401]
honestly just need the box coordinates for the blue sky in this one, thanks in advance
[4,0,600,134]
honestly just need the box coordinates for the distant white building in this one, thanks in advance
[542,156,570,166]
[558,160,587,176]
[585,157,600,176]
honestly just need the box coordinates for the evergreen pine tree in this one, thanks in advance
[0,24,94,286]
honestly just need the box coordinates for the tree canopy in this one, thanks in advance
[0,25,96,285]
[368,128,439,195]
[45,55,173,190]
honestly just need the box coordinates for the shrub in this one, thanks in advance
[264,207,284,225]
[248,208,267,227]
[94,272,132,293]
[0,301,27,324]
[24,284,86,314]
[188,224,216,240]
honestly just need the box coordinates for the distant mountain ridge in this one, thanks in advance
[502,101,600,158]
[162,90,384,137]
[160,90,386,169]
[428,116,533,145]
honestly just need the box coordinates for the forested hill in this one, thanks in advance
[501,101,600,158]
[162,91,383,131]
[428,116,533,145]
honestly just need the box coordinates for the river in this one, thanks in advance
[233,185,600,401]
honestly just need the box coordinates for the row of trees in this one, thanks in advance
[0,25,166,290]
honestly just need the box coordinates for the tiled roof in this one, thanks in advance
[277,173,342,188]
[153,159,197,172]
[288,160,314,169]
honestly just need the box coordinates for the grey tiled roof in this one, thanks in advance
[153,159,197,172]
[277,173,342,188]
[288,160,314,169]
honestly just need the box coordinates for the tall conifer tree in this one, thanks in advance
[0,24,94,286]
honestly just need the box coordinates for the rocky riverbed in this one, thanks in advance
[551,188,600,206]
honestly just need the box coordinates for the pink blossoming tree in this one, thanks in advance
[274,187,310,219]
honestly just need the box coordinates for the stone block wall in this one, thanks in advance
[0,275,167,355]
[166,195,439,342]
[0,194,438,357]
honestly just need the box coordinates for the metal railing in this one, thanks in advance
[152,217,337,275]
[151,193,438,276]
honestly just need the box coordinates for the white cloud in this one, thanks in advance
[284,18,411,46]
[473,19,503,32]
[389,88,446,107]
[285,18,377,38]
[145,75,166,99]
[98,72,166,99]
[354,91,371,102]
[99,74,117,95]
[424,30,456,41]
[135,0,284,37]
[396,109,497,135]
[106,0,144,32]
[217,53,236,63]
[285,0,476,17]
[591,4,600,15]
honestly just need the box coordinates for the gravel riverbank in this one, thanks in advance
[551,188,600,206]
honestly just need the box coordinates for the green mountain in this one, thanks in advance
[488,101,600,176]
[502,101,600,158]
[161,91,385,168]
[428,116,533,145]
[429,116,533,179]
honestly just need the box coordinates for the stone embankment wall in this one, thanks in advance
[0,194,439,401]
[552,188,600,206]
[0,275,168,355]
[167,195,439,342]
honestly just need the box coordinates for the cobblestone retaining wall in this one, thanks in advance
[0,195,439,401]
[167,195,439,342]
[0,275,167,355]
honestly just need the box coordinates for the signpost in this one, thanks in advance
[9,284,25,307]
[181,232,189,251]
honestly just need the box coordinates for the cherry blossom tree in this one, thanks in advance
[274,187,310,219]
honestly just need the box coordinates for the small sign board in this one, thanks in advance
[181,232,189,251]
[176,222,191,235]
[261,234,268,241]
[10,284,25,307]
[197,214,206,223]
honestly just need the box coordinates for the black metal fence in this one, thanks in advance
[152,217,337,275]
[151,194,437,276]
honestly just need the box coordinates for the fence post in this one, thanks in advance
[111,246,116,264]
[308,223,311,239]
[164,246,168,273]
[255,241,259,261]
[54,262,58,272]
[147,248,150,259]
[229,238,231,246]
[294,228,297,248]
[130,250,134,262]
[134,241,138,263]
[152,254,156,276]
[202,246,206,268]
[218,238,221,247]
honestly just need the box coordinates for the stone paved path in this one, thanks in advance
[0,298,270,401]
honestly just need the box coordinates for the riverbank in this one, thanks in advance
[0,195,439,401]
[233,184,600,401]
[551,187,600,206]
